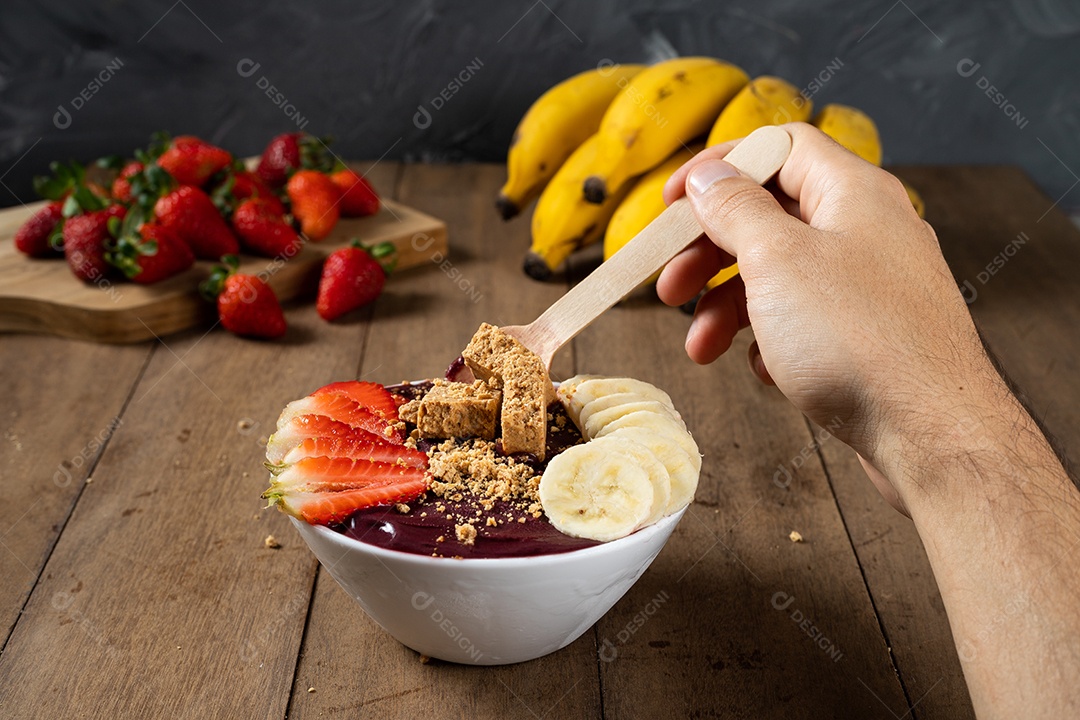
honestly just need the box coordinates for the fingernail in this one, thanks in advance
[687,160,740,196]
[685,318,698,351]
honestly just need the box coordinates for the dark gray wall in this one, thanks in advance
[1,0,1078,211]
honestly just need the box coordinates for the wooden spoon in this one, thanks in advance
[502,125,792,371]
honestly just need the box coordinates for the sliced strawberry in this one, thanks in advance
[270,456,428,493]
[266,414,390,464]
[279,436,428,468]
[264,481,428,526]
[277,395,402,442]
[311,381,399,422]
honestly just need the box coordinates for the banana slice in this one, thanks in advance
[539,436,661,541]
[555,374,602,425]
[578,392,682,434]
[611,438,672,525]
[605,425,699,514]
[596,410,701,468]
[558,376,675,426]
[583,399,685,439]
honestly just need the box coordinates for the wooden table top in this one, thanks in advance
[1,162,1077,719]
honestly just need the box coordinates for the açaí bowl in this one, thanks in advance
[290,506,686,665]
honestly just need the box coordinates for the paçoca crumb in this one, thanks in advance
[455,523,478,545]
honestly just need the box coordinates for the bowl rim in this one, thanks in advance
[294,506,687,568]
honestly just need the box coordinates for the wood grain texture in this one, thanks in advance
[0,163,1071,720]
[0,163,401,719]
[285,163,602,718]
[816,165,1080,720]
[0,337,151,648]
[0,183,446,344]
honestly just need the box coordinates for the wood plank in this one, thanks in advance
[818,165,1080,719]
[286,163,602,718]
[0,337,150,647]
[0,166,446,344]
[569,282,910,717]
[0,163,401,719]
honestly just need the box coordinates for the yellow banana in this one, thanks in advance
[705,264,740,290]
[604,145,700,285]
[525,134,634,280]
[902,179,925,218]
[497,63,645,220]
[582,57,748,205]
[696,76,810,293]
[707,76,811,146]
[811,104,882,165]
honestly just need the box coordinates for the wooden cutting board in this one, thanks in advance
[0,196,447,344]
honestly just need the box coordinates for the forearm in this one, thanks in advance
[888,385,1080,719]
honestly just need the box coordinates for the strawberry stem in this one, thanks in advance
[198,256,240,301]
[366,241,398,275]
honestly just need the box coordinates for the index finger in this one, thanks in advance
[663,123,888,229]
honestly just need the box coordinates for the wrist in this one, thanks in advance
[867,362,1064,512]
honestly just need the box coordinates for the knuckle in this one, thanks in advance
[707,182,773,229]
[876,171,908,203]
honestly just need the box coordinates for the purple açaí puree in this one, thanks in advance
[334,381,601,559]
[337,496,599,559]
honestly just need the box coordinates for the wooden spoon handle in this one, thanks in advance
[525,125,792,359]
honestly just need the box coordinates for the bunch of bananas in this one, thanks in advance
[499,57,925,283]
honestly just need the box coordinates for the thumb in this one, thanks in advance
[684,159,801,259]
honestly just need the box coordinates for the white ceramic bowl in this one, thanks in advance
[289,506,685,665]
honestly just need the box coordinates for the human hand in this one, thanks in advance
[657,123,1004,511]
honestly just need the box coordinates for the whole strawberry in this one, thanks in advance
[64,205,126,282]
[157,137,232,187]
[255,133,301,188]
[231,171,285,214]
[201,261,286,339]
[232,197,302,257]
[316,242,395,321]
[155,185,239,259]
[15,201,64,257]
[110,161,144,203]
[255,132,334,188]
[287,170,340,241]
[108,222,195,284]
[330,168,380,217]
